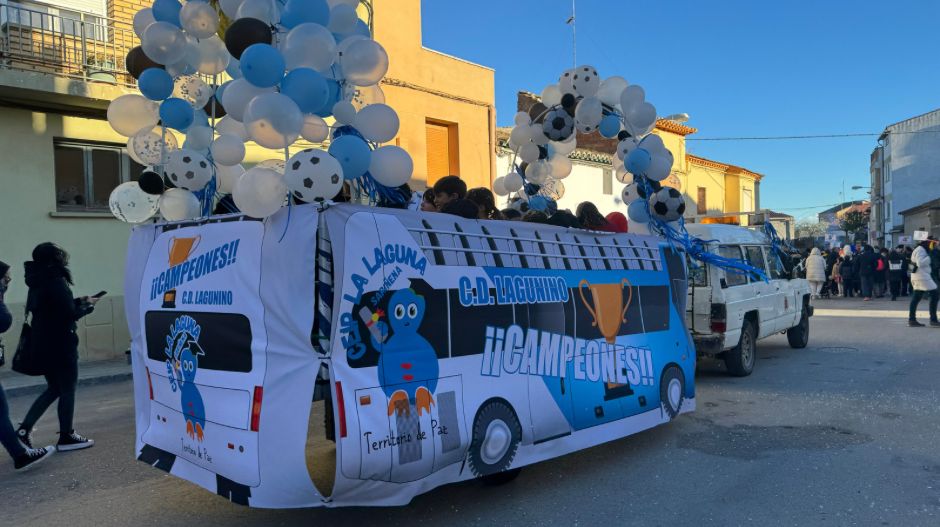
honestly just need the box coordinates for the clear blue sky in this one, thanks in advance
[420,0,940,220]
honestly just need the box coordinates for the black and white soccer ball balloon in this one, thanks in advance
[165,149,212,191]
[649,186,686,222]
[616,138,637,160]
[558,68,577,96]
[542,108,575,141]
[284,148,344,203]
[571,65,600,97]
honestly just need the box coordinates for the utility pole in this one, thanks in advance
[566,0,577,67]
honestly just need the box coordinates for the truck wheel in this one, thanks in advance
[787,310,809,349]
[468,399,521,478]
[725,319,756,377]
[481,468,522,486]
[660,366,686,419]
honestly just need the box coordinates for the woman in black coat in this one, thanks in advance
[16,243,98,451]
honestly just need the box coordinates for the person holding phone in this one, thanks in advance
[15,243,98,451]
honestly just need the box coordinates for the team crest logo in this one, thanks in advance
[164,315,207,442]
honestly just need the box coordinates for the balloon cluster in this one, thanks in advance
[108,0,412,223]
[497,66,684,225]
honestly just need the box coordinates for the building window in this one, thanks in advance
[2,1,107,40]
[425,119,459,186]
[602,168,612,195]
[697,187,707,215]
[742,188,753,212]
[54,139,144,212]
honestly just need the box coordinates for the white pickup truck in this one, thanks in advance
[683,224,813,376]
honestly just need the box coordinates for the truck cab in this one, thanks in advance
[683,224,813,376]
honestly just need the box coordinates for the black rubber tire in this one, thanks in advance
[787,310,810,349]
[481,467,522,486]
[659,366,686,419]
[468,399,522,477]
[725,319,757,377]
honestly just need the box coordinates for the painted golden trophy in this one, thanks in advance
[163,236,200,308]
[578,278,633,344]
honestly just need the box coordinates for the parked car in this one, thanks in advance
[684,224,813,376]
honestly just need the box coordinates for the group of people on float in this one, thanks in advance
[801,237,940,327]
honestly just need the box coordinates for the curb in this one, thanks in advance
[4,371,133,398]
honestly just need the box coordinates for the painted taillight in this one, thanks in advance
[335,381,347,438]
[710,303,727,333]
[250,386,263,432]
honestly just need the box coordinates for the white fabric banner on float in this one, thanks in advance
[126,204,695,508]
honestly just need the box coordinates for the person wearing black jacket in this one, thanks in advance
[887,246,907,301]
[854,245,879,301]
[15,244,99,452]
[841,251,857,298]
[0,260,56,470]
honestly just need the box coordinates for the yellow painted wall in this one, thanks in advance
[372,0,496,190]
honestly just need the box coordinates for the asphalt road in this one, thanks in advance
[2,297,939,526]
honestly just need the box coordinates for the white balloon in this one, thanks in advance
[340,38,388,86]
[541,84,562,107]
[615,166,632,184]
[220,0,245,18]
[107,94,159,137]
[141,21,187,65]
[335,34,367,63]
[192,36,230,76]
[503,172,523,192]
[369,145,413,187]
[598,76,628,106]
[332,100,357,125]
[551,136,577,155]
[301,114,330,143]
[526,160,551,184]
[221,78,273,122]
[185,126,214,151]
[354,103,399,143]
[528,123,550,146]
[237,0,278,24]
[180,1,219,39]
[283,23,337,72]
[646,150,674,182]
[549,155,572,179]
[513,111,531,127]
[173,75,213,108]
[617,138,638,160]
[639,133,666,156]
[509,125,531,148]
[210,134,246,166]
[620,84,646,112]
[621,183,642,204]
[165,149,213,191]
[540,178,565,201]
[129,126,178,165]
[133,8,156,38]
[519,142,540,164]
[159,188,201,221]
[233,166,287,218]
[285,148,344,202]
[626,101,657,131]
[346,83,385,110]
[216,163,245,194]
[492,176,508,197]
[109,181,159,223]
[216,115,250,140]
[243,92,303,149]
[558,68,577,95]
[574,97,603,132]
[257,158,286,174]
[328,3,358,33]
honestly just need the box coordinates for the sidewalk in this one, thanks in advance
[0,358,132,398]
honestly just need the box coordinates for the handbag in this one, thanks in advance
[12,295,44,376]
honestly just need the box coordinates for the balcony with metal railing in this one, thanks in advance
[0,0,137,86]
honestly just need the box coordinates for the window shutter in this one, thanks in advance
[697,187,707,215]
[426,122,450,185]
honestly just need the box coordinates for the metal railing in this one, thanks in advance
[0,0,137,86]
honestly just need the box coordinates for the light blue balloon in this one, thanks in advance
[281,0,330,29]
[138,68,174,101]
[627,199,650,223]
[529,195,548,212]
[281,68,329,114]
[314,79,342,117]
[332,19,371,43]
[239,44,285,88]
[626,147,652,175]
[328,135,372,180]
[159,97,194,131]
[152,0,182,27]
[599,114,621,138]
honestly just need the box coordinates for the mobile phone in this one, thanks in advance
[92,290,108,298]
